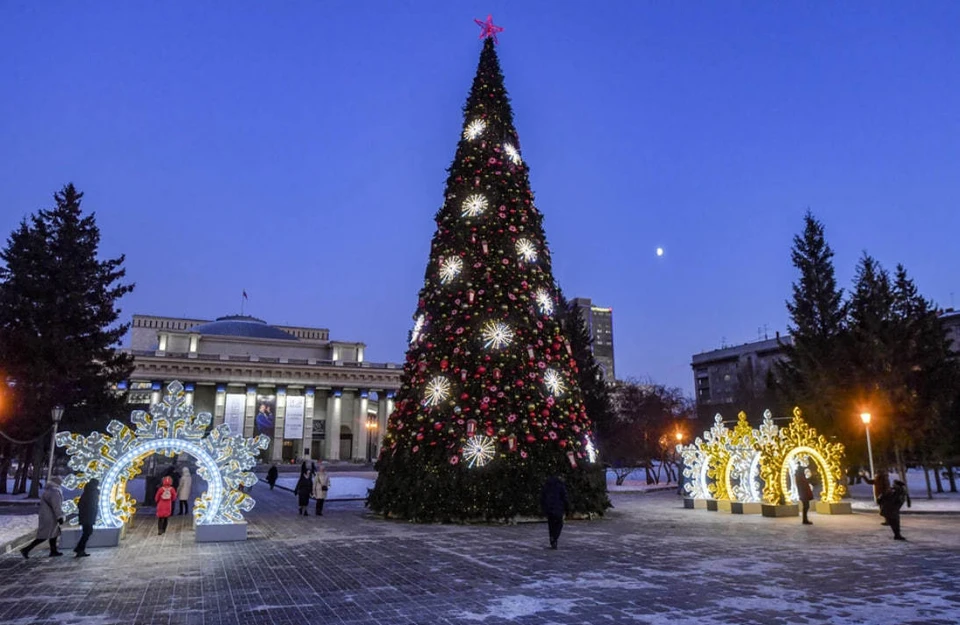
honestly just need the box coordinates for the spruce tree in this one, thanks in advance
[776,212,847,433]
[0,184,134,495]
[369,35,608,521]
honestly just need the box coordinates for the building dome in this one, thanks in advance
[189,315,298,341]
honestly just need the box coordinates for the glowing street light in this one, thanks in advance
[860,412,876,502]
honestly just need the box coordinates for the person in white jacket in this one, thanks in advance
[311,464,331,516]
[178,467,193,516]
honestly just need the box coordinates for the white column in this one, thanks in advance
[355,391,369,461]
[273,389,287,463]
[376,392,391,458]
[303,390,315,458]
[184,383,195,407]
[326,391,341,460]
[213,385,226,426]
[244,386,257,438]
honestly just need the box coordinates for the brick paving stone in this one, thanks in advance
[1,487,959,624]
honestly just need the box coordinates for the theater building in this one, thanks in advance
[123,314,402,463]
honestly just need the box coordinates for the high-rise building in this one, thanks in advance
[571,297,616,382]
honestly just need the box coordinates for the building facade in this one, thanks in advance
[571,297,616,382]
[125,314,402,464]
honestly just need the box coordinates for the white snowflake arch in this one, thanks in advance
[56,381,269,528]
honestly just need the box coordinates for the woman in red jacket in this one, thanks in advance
[155,476,177,535]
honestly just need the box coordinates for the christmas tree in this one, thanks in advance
[369,20,609,521]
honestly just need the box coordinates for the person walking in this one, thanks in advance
[540,475,568,550]
[177,467,192,516]
[312,464,331,516]
[301,452,317,478]
[74,478,99,558]
[879,479,911,540]
[154,476,177,535]
[21,476,65,559]
[796,465,814,525]
[295,471,312,516]
[266,464,279,490]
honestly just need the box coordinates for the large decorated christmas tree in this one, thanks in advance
[369,19,609,522]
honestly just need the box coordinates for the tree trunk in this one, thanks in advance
[933,465,944,493]
[13,446,28,494]
[644,462,654,485]
[923,465,933,500]
[27,442,43,499]
[893,445,908,486]
[0,441,9,494]
[948,466,958,493]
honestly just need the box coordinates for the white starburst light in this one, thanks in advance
[462,434,497,468]
[544,369,565,396]
[535,289,554,315]
[481,320,514,350]
[515,238,537,263]
[438,256,463,284]
[503,143,522,165]
[410,314,426,344]
[586,437,598,463]
[464,119,486,140]
[461,194,488,218]
[423,376,451,407]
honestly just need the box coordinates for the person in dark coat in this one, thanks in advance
[295,471,312,516]
[795,466,814,525]
[74,478,99,557]
[266,465,279,490]
[540,475,568,549]
[879,479,911,540]
[862,469,890,502]
[21,476,64,558]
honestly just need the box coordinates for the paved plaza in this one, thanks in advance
[1,487,958,625]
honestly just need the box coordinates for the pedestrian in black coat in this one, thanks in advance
[295,471,312,516]
[879,480,911,540]
[266,465,279,490]
[74,478,99,557]
[540,475,568,550]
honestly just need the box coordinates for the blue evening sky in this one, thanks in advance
[2,2,958,393]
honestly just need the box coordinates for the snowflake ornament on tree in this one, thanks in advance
[439,256,463,284]
[480,320,514,349]
[461,194,489,218]
[515,238,537,263]
[464,119,486,140]
[462,434,497,468]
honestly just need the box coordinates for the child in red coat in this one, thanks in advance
[155,476,177,535]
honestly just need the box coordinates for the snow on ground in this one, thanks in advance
[273,476,374,500]
[0,514,36,549]
[847,468,960,512]
[605,467,678,493]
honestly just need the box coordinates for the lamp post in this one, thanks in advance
[860,412,876,501]
[365,417,378,463]
[47,405,64,483]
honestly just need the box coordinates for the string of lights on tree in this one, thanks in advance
[368,17,607,521]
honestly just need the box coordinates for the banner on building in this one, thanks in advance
[284,396,306,440]
[254,394,276,439]
[224,394,246,436]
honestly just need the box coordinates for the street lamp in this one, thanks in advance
[860,412,876,501]
[47,405,64,483]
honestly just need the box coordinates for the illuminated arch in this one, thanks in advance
[756,407,846,505]
[723,412,763,503]
[678,414,732,500]
[57,381,269,528]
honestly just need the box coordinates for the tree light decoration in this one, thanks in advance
[543,369,565,396]
[503,143,522,165]
[461,194,489,218]
[464,119,486,140]
[515,238,537,263]
[462,434,497,468]
[410,314,426,344]
[423,376,452,407]
[480,320,515,349]
[535,289,554,315]
[56,381,268,528]
[585,437,598,463]
[439,256,463,284]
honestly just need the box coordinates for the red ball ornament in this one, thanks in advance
[441,359,449,370]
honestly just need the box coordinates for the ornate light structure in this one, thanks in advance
[723,412,764,503]
[462,434,497,468]
[438,256,463,284]
[464,119,486,140]
[461,194,489,218]
[423,376,452,407]
[56,381,268,528]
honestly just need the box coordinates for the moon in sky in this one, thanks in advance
[656,247,664,257]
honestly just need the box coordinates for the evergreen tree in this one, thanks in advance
[559,292,615,459]
[369,36,608,521]
[776,212,847,433]
[0,184,134,495]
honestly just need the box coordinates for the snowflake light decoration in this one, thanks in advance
[481,320,514,349]
[423,376,451,407]
[464,119,486,140]
[678,438,711,500]
[515,238,537,263]
[461,194,489,218]
[439,256,463,284]
[462,434,497,468]
[543,368,565,396]
[535,289,554,315]
[56,381,268,529]
[723,412,762,503]
[410,314,426,344]
[503,142,522,165]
